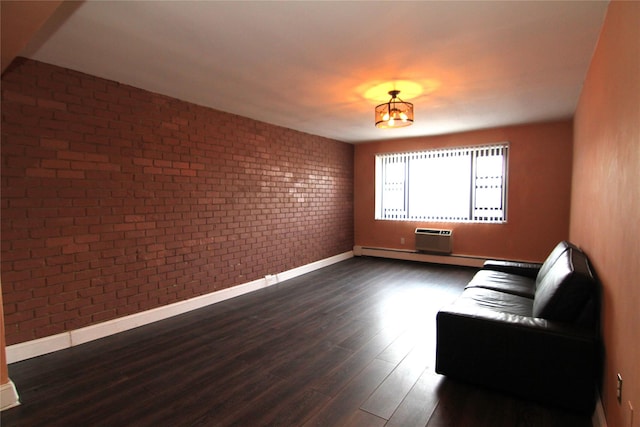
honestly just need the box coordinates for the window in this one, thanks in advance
[375,143,508,223]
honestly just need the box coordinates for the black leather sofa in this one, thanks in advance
[435,241,600,413]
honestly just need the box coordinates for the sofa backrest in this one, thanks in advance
[535,240,579,285]
[533,247,597,327]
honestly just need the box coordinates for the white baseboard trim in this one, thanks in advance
[592,394,607,427]
[0,379,20,411]
[7,251,353,364]
[354,245,486,268]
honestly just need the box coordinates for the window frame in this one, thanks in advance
[374,142,509,223]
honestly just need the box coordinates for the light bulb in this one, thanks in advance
[388,118,395,126]
[382,112,390,121]
[400,112,408,121]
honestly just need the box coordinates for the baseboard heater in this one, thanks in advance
[415,228,452,254]
[353,246,485,268]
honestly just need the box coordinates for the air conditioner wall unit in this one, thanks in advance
[415,228,452,254]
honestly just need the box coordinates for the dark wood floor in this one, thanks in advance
[2,257,592,427]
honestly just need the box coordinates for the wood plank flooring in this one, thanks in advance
[2,257,593,426]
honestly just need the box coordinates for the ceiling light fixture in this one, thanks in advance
[375,90,414,128]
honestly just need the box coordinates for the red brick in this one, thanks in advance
[40,159,70,169]
[38,98,67,111]
[17,297,47,311]
[92,310,117,323]
[35,323,68,338]
[3,90,37,105]
[61,243,89,254]
[25,167,56,178]
[74,234,100,244]
[52,92,81,105]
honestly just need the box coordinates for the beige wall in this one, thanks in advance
[571,2,640,426]
[355,120,573,262]
[0,1,63,73]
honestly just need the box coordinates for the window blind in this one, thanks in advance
[375,143,508,223]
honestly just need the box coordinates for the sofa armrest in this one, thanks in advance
[436,304,597,413]
[482,260,542,278]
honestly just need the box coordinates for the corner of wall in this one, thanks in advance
[0,379,20,411]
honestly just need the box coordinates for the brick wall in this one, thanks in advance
[1,59,354,345]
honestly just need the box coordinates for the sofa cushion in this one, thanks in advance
[533,248,596,325]
[456,287,534,317]
[535,240,579,285]
[466,270,536,298]
[482,260,542,278]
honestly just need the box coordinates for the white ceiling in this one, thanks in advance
[21,1,609,143]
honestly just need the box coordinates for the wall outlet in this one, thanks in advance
[617,373,623,404]
[400,237,405,245]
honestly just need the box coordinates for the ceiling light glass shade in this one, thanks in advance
[375,90,414,128]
